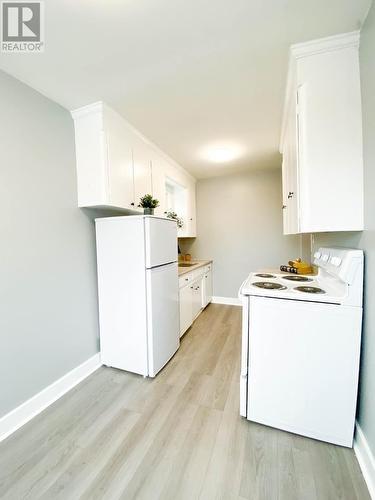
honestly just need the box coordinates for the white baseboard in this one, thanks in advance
[0,353,101,442]
[212,296,241,306]
[354,422,375,499]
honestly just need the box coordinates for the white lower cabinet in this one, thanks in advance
[192,279,203,320]
[178,264,212,337]
[179,284,193,337]
[202,269,213,308]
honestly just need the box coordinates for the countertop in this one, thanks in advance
[178,260,212,276]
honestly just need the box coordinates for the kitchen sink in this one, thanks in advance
[178,262,196,267]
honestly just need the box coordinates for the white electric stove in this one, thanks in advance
[239,247,363,447]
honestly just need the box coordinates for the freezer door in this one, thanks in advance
[146,262,180,376]
[144,217,177,268]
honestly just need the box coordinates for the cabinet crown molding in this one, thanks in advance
[290,30,360,59]
[70,101,105,119]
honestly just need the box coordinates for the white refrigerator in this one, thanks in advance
[95,215,179,377]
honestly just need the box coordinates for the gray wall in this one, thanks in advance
[180,168,301,297]
[313,4,375,456]
[0,70,99,418]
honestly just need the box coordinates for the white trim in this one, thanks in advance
[0,354,102,442]
[212,296,241,306]
[354,422,375,499]
[291,30,360,59]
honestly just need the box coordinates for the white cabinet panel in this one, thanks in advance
[179,284,193,337]
[192,279,203,319]
[280,32,363,234]
[71,104,108,207]
[104,110,135,209]
[202,270,213,308]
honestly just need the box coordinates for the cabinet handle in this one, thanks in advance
[185,278,188,281]
[196,286,200,290]
[282,205,287,209]
[190,286,194,289]
[288,192,294,199]
[130,202,135,206]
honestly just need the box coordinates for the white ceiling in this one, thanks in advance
[0,0,371,178]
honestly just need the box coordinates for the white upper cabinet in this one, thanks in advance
[71,102,196,234]
[71,102,135,209]
[280,31,364,234]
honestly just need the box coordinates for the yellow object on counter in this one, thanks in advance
[295,266,313,275]
[288,258,311,269]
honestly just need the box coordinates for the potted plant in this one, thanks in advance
[138,194,159,215]
[165,211,184,228]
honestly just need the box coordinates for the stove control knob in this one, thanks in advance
[322,254,329,262]
[314,252,321,259]
[331,256,342,267]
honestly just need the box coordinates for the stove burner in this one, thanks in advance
[255,273,276,278]
[282,275,313,282]
[294,286,326,294]
[252,281,287,290]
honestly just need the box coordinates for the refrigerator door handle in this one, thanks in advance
[148,260,177,270]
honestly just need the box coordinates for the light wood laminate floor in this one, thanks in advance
[0,304,370,499]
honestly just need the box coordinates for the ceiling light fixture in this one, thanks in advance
[201,143,244,164]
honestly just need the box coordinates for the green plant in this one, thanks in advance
[138,194,160,209]
[165,211,184,228]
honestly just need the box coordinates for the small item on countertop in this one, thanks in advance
[280,264,313,275]
[280,265,298,274]
[288,258,311,269]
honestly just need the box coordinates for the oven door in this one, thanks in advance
[247,296,362,447]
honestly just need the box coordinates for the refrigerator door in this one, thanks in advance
[146,261,180,376]
[144,217,177,268]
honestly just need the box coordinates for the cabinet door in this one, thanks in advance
[105,124,134,209]
[150,154,166,217]
[133,138,152,207]
[282,95,299,235]
[192,280,203,319]
[203,270,213,307]
[296,49,363,232]
[179,284,193,337]
[186,180,197,237]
